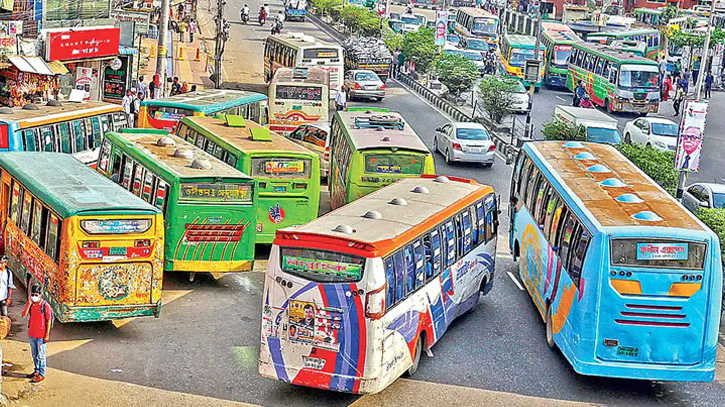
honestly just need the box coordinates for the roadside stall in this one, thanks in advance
[0,56,65,107]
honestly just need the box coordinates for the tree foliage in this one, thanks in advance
[615,143,678,195]
[477,77,516,124]
[667,28,725,48]
[433,53,479,98]
[382,28,403,52]
[338,5,383,36]
[402,27,437,74]
[695,208,725,266]
[310,0,343,16]
[542,120,586,141]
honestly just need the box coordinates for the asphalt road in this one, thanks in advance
[37,3,725,407]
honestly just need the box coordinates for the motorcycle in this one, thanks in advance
[241,10,249,24]
[271,20,283,35]
[259,10,267,26]
[579,94,594,109]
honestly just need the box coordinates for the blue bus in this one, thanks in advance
[508,141,722,382]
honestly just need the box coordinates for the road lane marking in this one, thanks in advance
[556,96,567,101]
[507,272,524,291]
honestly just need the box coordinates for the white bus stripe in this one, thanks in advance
[507,272,524,291]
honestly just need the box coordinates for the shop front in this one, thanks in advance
[0,56,67,107]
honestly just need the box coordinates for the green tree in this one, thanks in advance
[401,27,437,74]
[383,28,403,52]
[615,143,678,195]
[311,0,343,17]
[695,208,725,266]
[433,53,479,98]
[542,120,586,141]
[477,77,516,124]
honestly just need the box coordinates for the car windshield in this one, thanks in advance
[504,80,527,93]
[354,72,379,81]
[466,39,489,51]
[445,49,463,56]
[713,193,725,208]
[464,52,483,61]
[456,127,490,140]
[552,45,572,67]
[586,127,622,144]
[447,35,460,45]
[473,17,498,35]
[509,47,543,67]
[619,65,659,89]
[651,122,678,136]
[401,16,418,24]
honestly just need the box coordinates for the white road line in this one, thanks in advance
[507,271,525,291]
[556,95,567,101]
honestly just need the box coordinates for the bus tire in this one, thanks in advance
[545,306,556,350]
[605,99,613,114]
[406,334,424,377]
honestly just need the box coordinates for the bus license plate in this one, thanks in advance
[109,247,127,256]
[274,186,287,192]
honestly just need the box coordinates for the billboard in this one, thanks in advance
[46,27,121,61]
[674,100,709,173]
[435,10,448,46]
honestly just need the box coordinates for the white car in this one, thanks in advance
[482,76,529,113]
[433,122,495,167]
[623,117,679,151]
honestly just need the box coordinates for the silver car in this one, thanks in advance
[344,70,385,101]
[681,183,725,213]
[433,122,496,167]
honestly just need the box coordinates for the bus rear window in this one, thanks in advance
[251,158,311,179]
[81,219,152,234]
[276,85,323,101]
[280,248,364,283]
[364,154,423,175]
[303,48,339,59]
[150,106,195,120]
[610,239,706,270]
[179,183,253,203]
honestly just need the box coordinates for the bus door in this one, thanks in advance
[264,246,368,391]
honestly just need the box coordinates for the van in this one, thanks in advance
[553,105,622,144]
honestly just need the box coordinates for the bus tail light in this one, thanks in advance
[82,241,100,249]
[488,144,496,152]
[452,143,462,151]
[365,285,386,320]
[293,183,307,189]
[135,239,151,247]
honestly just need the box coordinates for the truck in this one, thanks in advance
[342,37,393,82]
[284,0,307,21]
[553,105,622,145]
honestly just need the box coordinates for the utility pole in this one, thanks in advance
[676,0,716,198]
[155,0,171,97]
[523,3,543,140]
[214,0,226,89]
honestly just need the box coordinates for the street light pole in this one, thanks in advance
[675,0,715,199]
[155,0,171,97]
[523,5,542,140]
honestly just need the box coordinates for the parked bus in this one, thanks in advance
[567,42,660,114]
[263,33,344,94]
[540,23,579,88]
[260,175,499,393]
[508,141,722,381]
[328,109,435,209]
[96,129,258,278]
[176,115,320,244]
[498,34,546,89]
[0,152,163,322]
[0,100,128,165]
[585,28,660,60]
[268,67,329,135]
[454,7,499,50]
[137,89,269,132]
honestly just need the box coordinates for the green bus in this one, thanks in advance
[585,28,660,60]
[498,33,546,89]
[328,109,435,210]
[96,129,258,278]
[540,22,580,88]
[567,42,660,115]
[176,115,320,244]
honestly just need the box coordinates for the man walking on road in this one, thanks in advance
[0,255,15,318]
[23,284,52,383]
[170,77,182,96]
[137,75,149,100]
[705,71,714,99]
[122,89,134,125]
[335,86,347,111]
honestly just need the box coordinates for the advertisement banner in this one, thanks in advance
[674,100,708,173]
[75,67,97,101]
[103,56,129,101]
[46,27,121,61]
[435,10,448,46]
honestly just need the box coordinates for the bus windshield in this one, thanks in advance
[586,127,621,144]
[509,48,543,67]
[619,65,659,89]
[552,45,572,67]
[466,39,489,51]
[401,15,418,24]
[473,17,497,35]
[610,239,707,270]
[276,85,323,101]
[251,157,312,179]
[280,247,365,283]
[80,218,152,234]
[364,153,424,175]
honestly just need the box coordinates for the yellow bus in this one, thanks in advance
[268,67,329,135]
[0,152,164,322]
[498,33,546,90]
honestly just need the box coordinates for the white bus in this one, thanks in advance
[259,175,499,394]
[268,67,329,135]
[455,7,500,50]
[263,32,343,95]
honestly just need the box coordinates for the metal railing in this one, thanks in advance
[396,73,475,123]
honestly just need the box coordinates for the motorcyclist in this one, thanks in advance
[573,80,586,107]
[241,3,250,22]
[276,10,285,24]
[259,4,267,25]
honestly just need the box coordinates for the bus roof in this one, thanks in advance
[0,152,159,218]
[588,28,659,37]
[504,34,546,49]
[457,7,498,18]
[139,89,267,115]
[335,110,430,153]
[277,176,493,255]
[105,130,254,181]
[271,67,328,85]
[573,42,657,64]
[541,21,573,32]
[542,29,580,44]
[267,32,340,50]
[180,116,316,155]
[526,141,703,231]
[0,101,122,127]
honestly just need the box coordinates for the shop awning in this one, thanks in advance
[46,61,69,75]
[119,46,138,55]
[7,56,54,76]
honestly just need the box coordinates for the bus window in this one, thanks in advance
[439,225,448,269]
[40,126,54,152]
[20,191,32,235]
[142,171,155,203]
[476,200,485,239]
[551,205,568,245]
[403,244,415,295]
[22,130,36,151]
[98,140,112,173]
[568,228,591,285]
[525,168,540,208]
[72,120,85,152]
[430,229,441,278]
[413,239,425,290]
[544,194,560,240]
[534,183,550,224]
[30,200,46,247]
[461,210,473,254]
[132,166,145,196]
[225,153,238,168]
[121,158,134,190]
[100,115,110,133]
[531,174,545,217]
[154,180,168,212]
[194,134,206,149]
[45,214,60,263]
[57,123,71,153]
[10,182,20,223]
[393,251,405,303]
[484,196,497,242]
[384,257,396,307]
[470,206,479,245]
[90,117,102,148]
[445,220,456,265]
[557,212,577,268]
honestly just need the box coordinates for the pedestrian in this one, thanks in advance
[22,284,52,383]
[188,18,197,43]
[137,75,149,100]
[397,49,405,75]
[335,86,347,111]
[134,92,142,126]
[177,3,184,20]
[190,84,197,92]
[682,68,690,90]
[122,89,134,123]
[0,255,15,318]
[180,81,189,94]
[392,49,401,78]
[179,19,187,43]
[673,86,684,116]
[705,70,714,99]
[692,58,700,86]
[662,74,672,102]
[170,77,181,96]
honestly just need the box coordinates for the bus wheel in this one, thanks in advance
[545,306,556,349]
[605,99,613,114]
[407,335,424,376]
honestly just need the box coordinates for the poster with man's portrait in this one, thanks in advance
[674,101,708,173]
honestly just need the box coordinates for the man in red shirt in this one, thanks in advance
[22,284,52,383]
